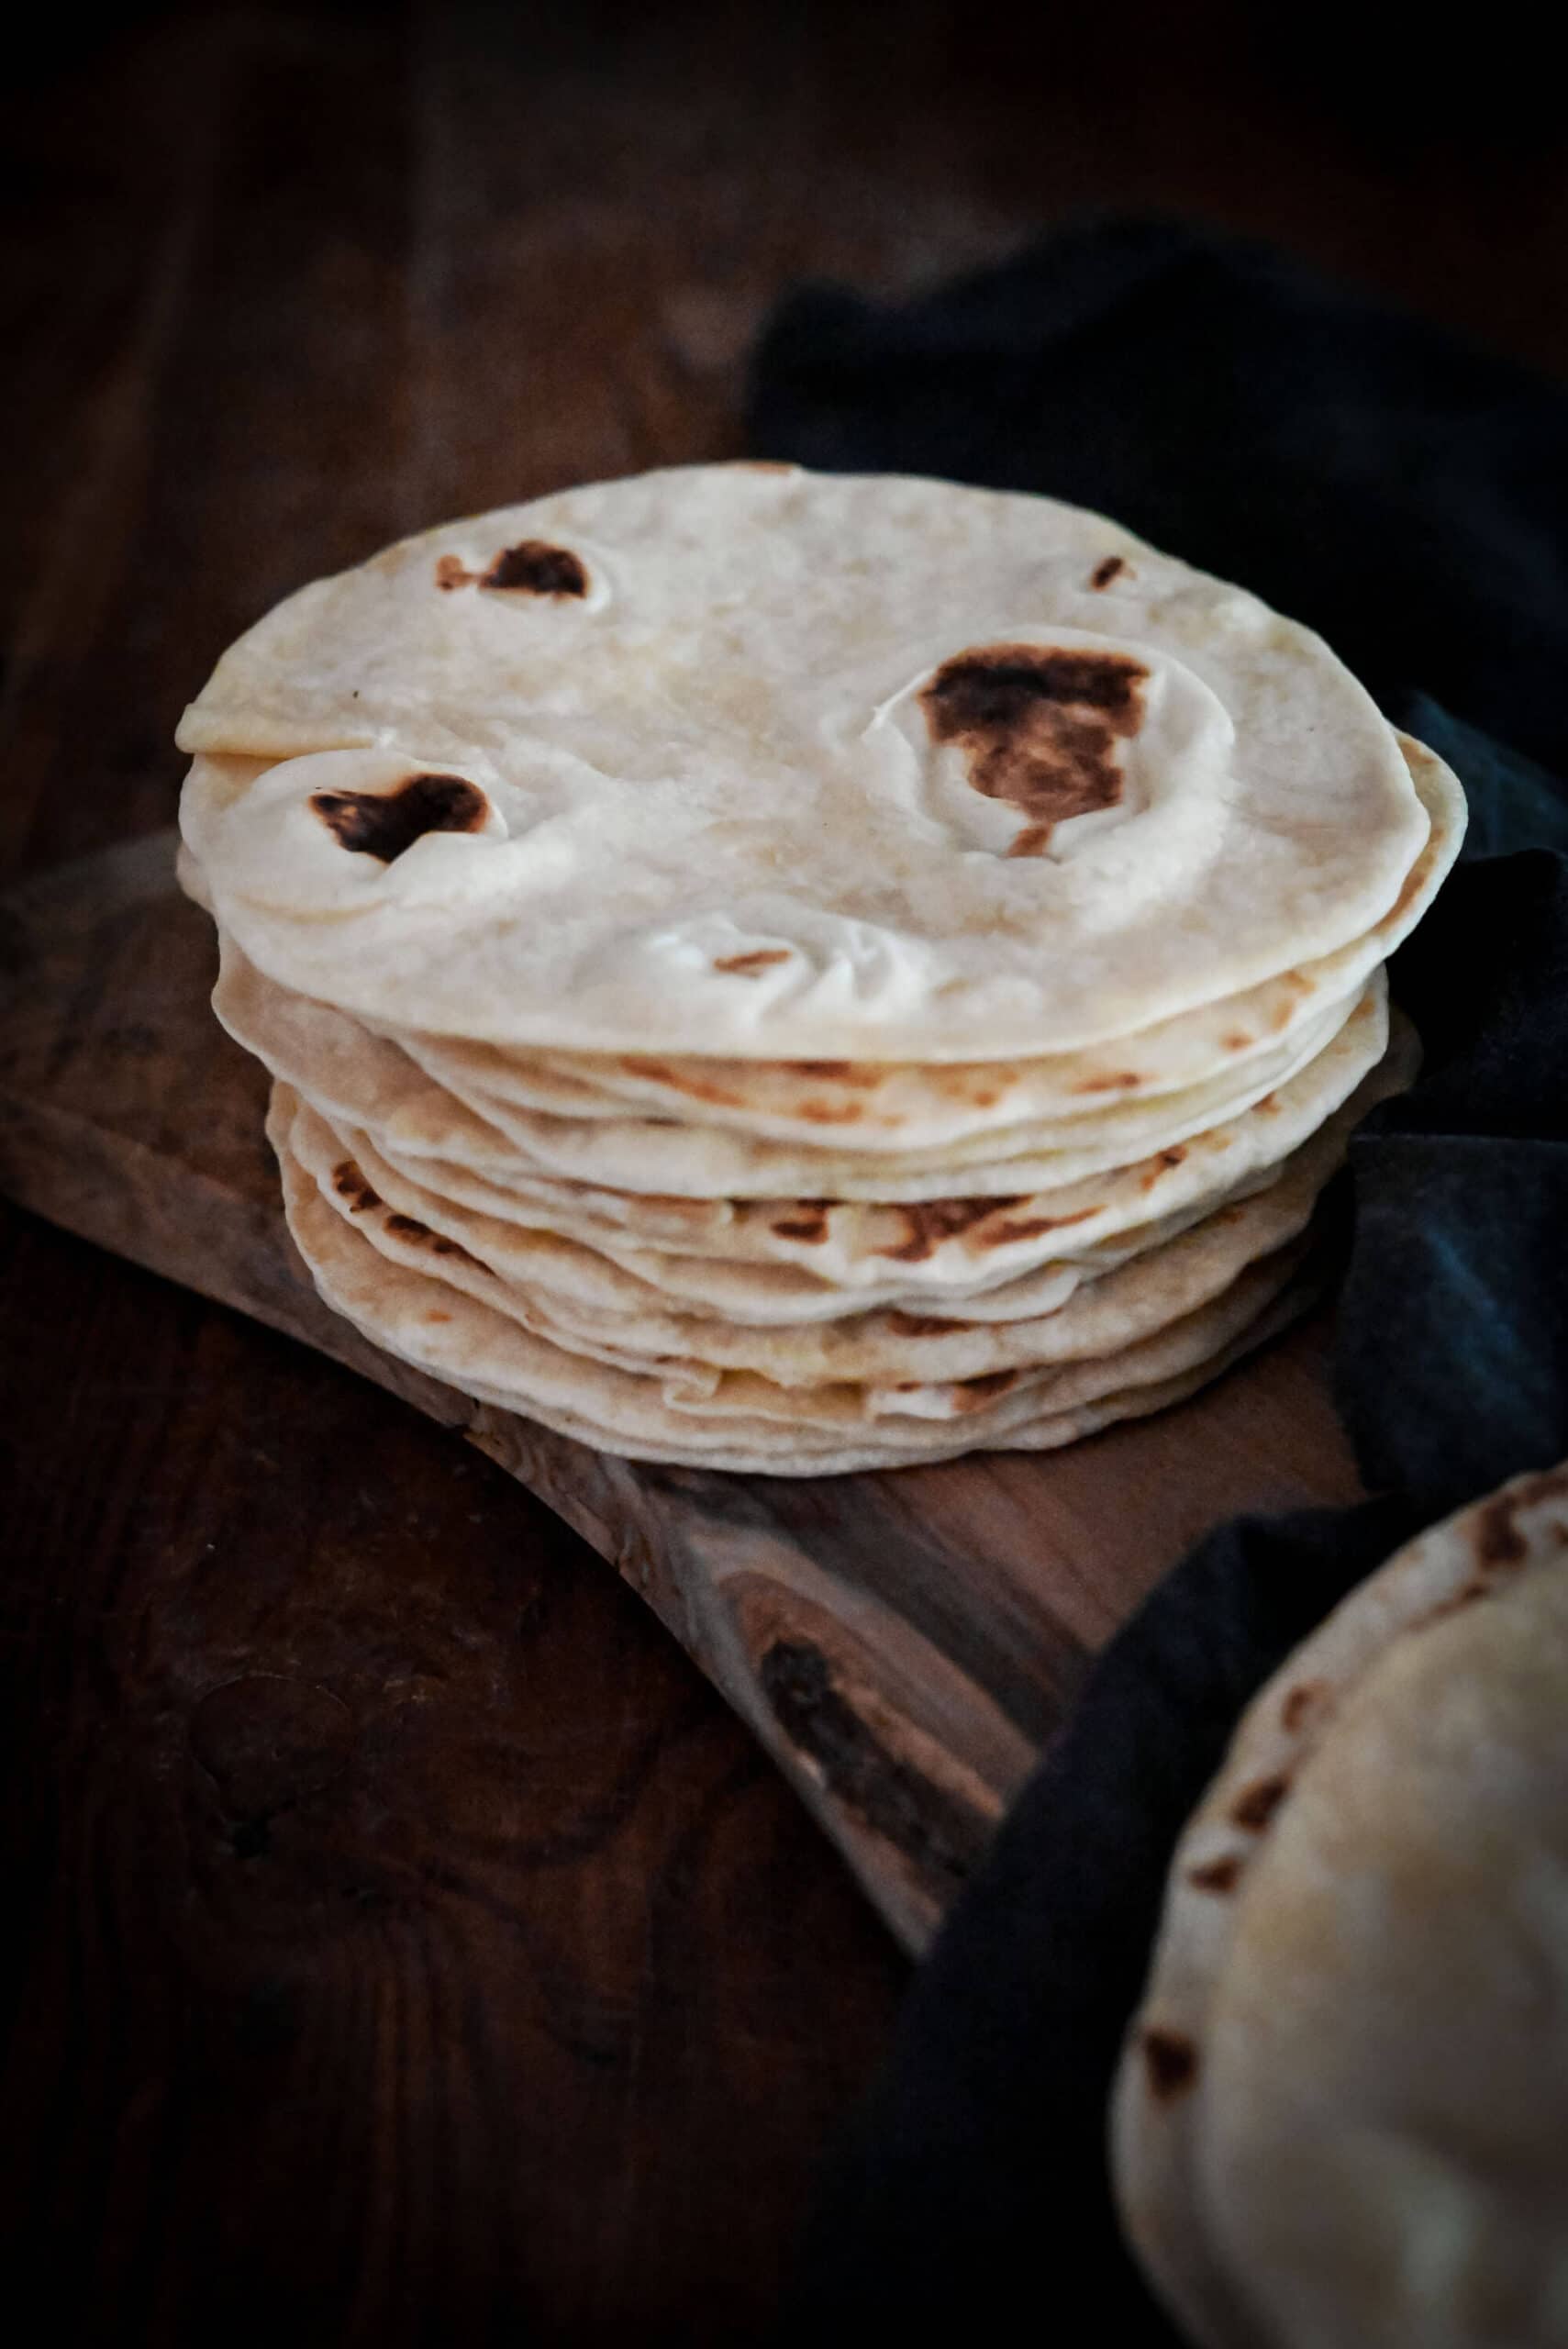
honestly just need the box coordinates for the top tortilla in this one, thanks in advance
[178,464,1430,1060]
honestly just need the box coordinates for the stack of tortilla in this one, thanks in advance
[175,465,1463,1474]
[1112,1462,1568,2348]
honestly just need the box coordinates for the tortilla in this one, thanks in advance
[291,1094,1270,1327]
[179,464,1429,1060]
[350,997,1408,1295]
[215,932,1385,1202]
[291,1040,1403,1387]
[274,1087,1319,1468]
[1111,1464,1568,2349]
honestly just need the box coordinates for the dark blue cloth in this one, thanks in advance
[749,222,1568,2339]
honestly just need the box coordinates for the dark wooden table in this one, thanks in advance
[5,6,1565,2339]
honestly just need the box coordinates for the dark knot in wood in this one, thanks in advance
[758,1639,984,1890]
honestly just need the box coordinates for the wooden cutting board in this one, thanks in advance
[0,829,1363,1952]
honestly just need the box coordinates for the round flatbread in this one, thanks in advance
[390,987,1361,1193]
[1111,1464,1568,2349]
[290,1037,1401,1386]
[290,1094,1275,1328]
[348,995,1407,1296]
[214,931,1386,1203]
[179,464,1429,1060]
[293,1078,1357,1389]
[274,1088,1318,1470]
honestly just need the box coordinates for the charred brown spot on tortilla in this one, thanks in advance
[1252,1092,1280,1116]
[1464,1473,1568,1580]
[798,1099,862,1125]
[1473,1491,1530,1570]
[1268,970,1318,1029]
[875,1197,1022,1264]
[951,1368,1019,1412]
[984,1205,1099,1245]
[883,1309,968,1338]
[384,1212,488,1271]
[784,1060,884,1088]
[932,1063,1019,1104]
[731,459,795,473]
[434,553,476,591]
[617,1055,743,1108]
[1073,1069,1142,1095]
[480,540,589,597]
[1223,1031,1254,1052]
[1006,824,1052,859]
[331,1159,381,1213]
[1419,1579,1495,1629]
[1135,1142,1190,1192]
[1280,1680,1327,1733]
[1089,554,1128,590]
[1187,1854,1243,1895]
[425,1309,452,1324]
[713,947,791,975]
[311,773,489,864]
[920,642,1148,852]
[770,1209,831,1244]
[1231,1773,1290,1832]
[1141,2028,1198,2100]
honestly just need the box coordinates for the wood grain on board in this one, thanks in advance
[0,829,1365,1952]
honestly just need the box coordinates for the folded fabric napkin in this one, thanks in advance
[748,217,1568,2339]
